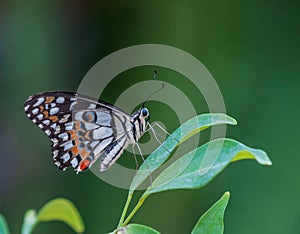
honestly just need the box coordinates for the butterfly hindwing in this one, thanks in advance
[99,135,129,171]
[24,91,133,173]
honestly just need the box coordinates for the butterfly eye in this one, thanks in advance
[141,108,149,118]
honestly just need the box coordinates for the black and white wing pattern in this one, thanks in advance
[24,91,150,173]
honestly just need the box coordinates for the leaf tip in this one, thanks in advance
[224,191,230,198]
[37,198,85,233]
[229,116,238,125]
[265,159,272,166]
[254,149,272,166]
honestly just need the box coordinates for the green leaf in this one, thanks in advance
[37,198,85,233]
[191,192,230,234]
[21,210,38,234]
[130,114,237,192]
[144,138,271,195]
[111,223,160,234]
[0,213,10,234]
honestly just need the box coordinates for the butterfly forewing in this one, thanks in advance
[24,91,141,173]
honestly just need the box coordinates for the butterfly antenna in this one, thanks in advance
[142,70,164,107]
[153,69,158,79]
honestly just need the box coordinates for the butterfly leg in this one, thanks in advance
[147,123,173,154]
[135,143,145,162]
[135,143,153,185]
[146,123,162,142]
[132,144,139,170]
[149,122,180,143]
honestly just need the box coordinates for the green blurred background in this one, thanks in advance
[1,1,300,233]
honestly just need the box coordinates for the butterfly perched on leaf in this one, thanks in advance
[24,92,150,173]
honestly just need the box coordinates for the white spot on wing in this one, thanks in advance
[74,112,82,121]
[56,97,65,103]
[24,105,30,111]
[61,153,70,163]
[61,141,73,151]
[96,112,111,126]
[52,138,58,147]
[84,122,98,130]
[45,129,51,136]
[32,108,39,115]
[102,138,127,168]
[88,103,96,109]
[65,122,73,130]
[90,141,99,148]
[94,137,113,156]
[37,114,43,120]
[59,114,70,123]
[70,158,78,168]
[52,149,58,158]
[50,107,59,115]
[93,127,113,139]
[27,95,33,101]
[107,142,122,157]
[58,132,69,141]
[33,97,45,107]
[54,125,61,134]
[70,101,77,110]
[43,119,50,125]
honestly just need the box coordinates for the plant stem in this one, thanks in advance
[121,194,149,227]
[117,192,133,228]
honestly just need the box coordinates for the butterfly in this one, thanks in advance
[24,91,150,173]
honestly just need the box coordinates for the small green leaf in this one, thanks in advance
[21,210,38,234]
[37,198,85,233]
[144,138,271,195]
[112,223,160,234]
[191,192,230,234]
[0,213,10,234]
[130,114,237,192]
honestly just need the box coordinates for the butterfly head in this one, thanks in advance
[140,107,150,121]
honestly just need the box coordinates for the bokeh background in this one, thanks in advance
[1,1,300,233]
